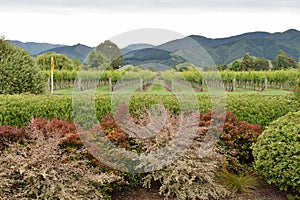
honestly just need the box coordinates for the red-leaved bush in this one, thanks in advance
[199,111,262,172]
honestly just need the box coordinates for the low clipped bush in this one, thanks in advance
[253,111,300,199]
[198,111,262,172]
[0,117,144,199]
[213,112,262,172]
[0,119,123,199]
[141,111,232,200]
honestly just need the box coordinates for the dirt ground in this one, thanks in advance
[110,182,288,200]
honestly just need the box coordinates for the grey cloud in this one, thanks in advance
[0,0,299,12]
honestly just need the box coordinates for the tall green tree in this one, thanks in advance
[82,50,110,70]
[240,53,254,71]
[253,57,270,71]
[36,52,76,70]
[0,38,45,94]
[95,40,124,70]
[71,57,82,70]
[272,50,297,70]
[229,60,241,71]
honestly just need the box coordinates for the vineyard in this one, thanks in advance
[2,30,300,200]
[1,66,300,199]
[43,69,299,94]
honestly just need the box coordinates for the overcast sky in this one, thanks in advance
[1,0,300,47]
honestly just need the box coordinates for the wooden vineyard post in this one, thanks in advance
[140,78,143,91]
[51,57,54,94]
[264,78,268,92]
[109,78,112,92]
[201,78,205,92]
[232,78,236,92]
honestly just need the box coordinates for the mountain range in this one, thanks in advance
[8,29,300,67]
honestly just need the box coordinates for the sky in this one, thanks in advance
[1,0,300,48]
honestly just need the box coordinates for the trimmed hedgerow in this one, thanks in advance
[0,94,298,129]
[253,111,300,199]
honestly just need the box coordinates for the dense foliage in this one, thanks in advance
[36,52,80,71]
[253,111,300,199]
[95,40,124,70]
[141,111,231,200]
[82,50,110,70]
[162,68,299,92]
[0,118,124,199]
[42,68,157,82]
[0,94,298,129]
[200,112,262,172]
[0,39,45,94]
[272,50,298,70]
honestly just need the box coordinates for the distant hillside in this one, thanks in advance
[125,29,300,66]
[123,47,187,69]
[190,29,300,64]
[8,40,63,55]
[36,44,93,62]
[9,29,300,68]
[121,43,154,54]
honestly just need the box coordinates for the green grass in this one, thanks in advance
[217,171,260,194]
[229,88,292,95]
[140,79,171,94]
[52,83,293,96]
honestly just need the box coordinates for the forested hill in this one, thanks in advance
[9,29,300,65]
[156,29,300,64]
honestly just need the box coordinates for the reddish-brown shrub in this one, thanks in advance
[27,118,77,137]
[0,125,23,148]
[99,113,131,149]
[199,111,262,172]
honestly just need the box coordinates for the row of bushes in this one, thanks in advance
[0,94,299,129]
[0,109,262,199]
[0,104,299,199]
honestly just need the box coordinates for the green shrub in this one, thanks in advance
[295,68,300,98]
[0,39,45,94]
[253,111,300,199]
[0,94,299,128]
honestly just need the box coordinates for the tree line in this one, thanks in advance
[215,51,299,71]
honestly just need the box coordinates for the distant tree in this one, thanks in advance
[174,62,194,72]
[0,38,45,94]
[253,57,270,71]
[82,50,110,70]
[96,40,123,70]
[36,52,76,70]
[216,64,228,71]
[240,53,254,71]
[71,57,82,70]
[272,50,297,70]
[228,60,241,71]
[147,66,155,72]
[170,66,177,71]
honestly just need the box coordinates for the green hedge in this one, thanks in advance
[0,94,299,128]
[253,111,300,199]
